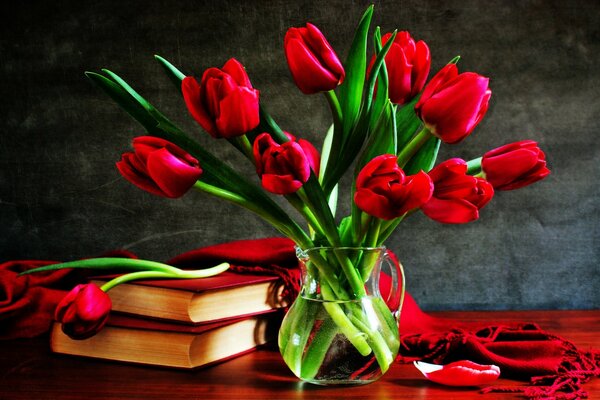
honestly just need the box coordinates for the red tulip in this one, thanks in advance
[284,23,345,94]
[253,133,318,195]
[354,154,433,220]
[55,284,112,340]
[116,136,202,198]
[368,31,430,105]
[415,64,491,144]
[414,360,500,386]
[182,58,260,138]
[422,158,494,224]
[482,140,550,190]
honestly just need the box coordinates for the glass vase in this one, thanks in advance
[278,247,405,385]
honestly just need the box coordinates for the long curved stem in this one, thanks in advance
[100,262,230,291]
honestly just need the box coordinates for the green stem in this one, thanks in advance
[19,257,184,276]
[320,281,372,356]
[364,218,382,248]
[323,90,342,126]
[349,313,394,373]
[377,214,406,246]
[466,156,483,175]
[232,135,255,165]
[396,127,433,168]
[300,318,339,379]
[285,194,327,239]
[282,296,317,377]
[100,263,229,292]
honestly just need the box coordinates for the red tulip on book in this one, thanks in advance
[116,136,202,198]
[55,284,112,340]
[284,23,345,94]
[415,64,491,144]
[253,133,318,195]
[182,58,260,138]
[354,154,433,220]
[482,140,550,190]
[422,158,494,224]
[369,31,430,105]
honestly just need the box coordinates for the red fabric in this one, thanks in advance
[1,238,598,399]
[0,250,135,339]
[398,290,600,399]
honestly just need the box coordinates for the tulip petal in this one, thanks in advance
[484,148,540,188]
[411,40,431,97]
[386,44,413,104]
[215,87,260,138]
[222,58,253,88]
[285,38,340,94]
[420,73,490,143]
[414,360,500,387]
[416,64,458,112]
[305,23,345,82]
[398,171,433,214]
[262,174,303,195]
[297,138,321,176]
[182,77,219,137]
[146,148,202,198]
[354,188,397,220]
[422,197,480,224]
[116,155,166,197]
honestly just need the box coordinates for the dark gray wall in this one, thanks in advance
[1,0,598,310]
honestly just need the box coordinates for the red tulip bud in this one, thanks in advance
[415,64,491,144]
[354,154,433,220]
[253,133,318,195]
[284,23,345,94]
[422,158,494,224]
[55,284,112,340]
[116,136,202,198]
[368,31,431,105]
[182,58,260,138]
[482,140,550,190]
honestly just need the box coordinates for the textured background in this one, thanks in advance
[1,0,598,310]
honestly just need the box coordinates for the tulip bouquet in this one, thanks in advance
[24,5,549,382]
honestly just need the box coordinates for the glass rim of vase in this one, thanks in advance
[295,245,387,259]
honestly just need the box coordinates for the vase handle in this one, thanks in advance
[381,250,406,320]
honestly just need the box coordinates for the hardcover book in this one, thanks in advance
[50,312,282,369]
[91,271,288,324]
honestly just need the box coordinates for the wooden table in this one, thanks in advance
[1,310,598,399]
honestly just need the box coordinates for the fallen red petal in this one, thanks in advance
[414,360,501,386]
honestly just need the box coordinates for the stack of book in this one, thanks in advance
[51,271,288,368]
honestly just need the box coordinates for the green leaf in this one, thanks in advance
[363,30,396,117]
[338,216,353,246]
[154,54,186,93]
[319,124,334,183]
[85,72,159,133]
[338,5,373,137]
[301,175,341,244]
[395,96,422,151]
[448,55,461,65]
[356,100,396,173]
[369,27,389,132]
[403,135,441,175]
